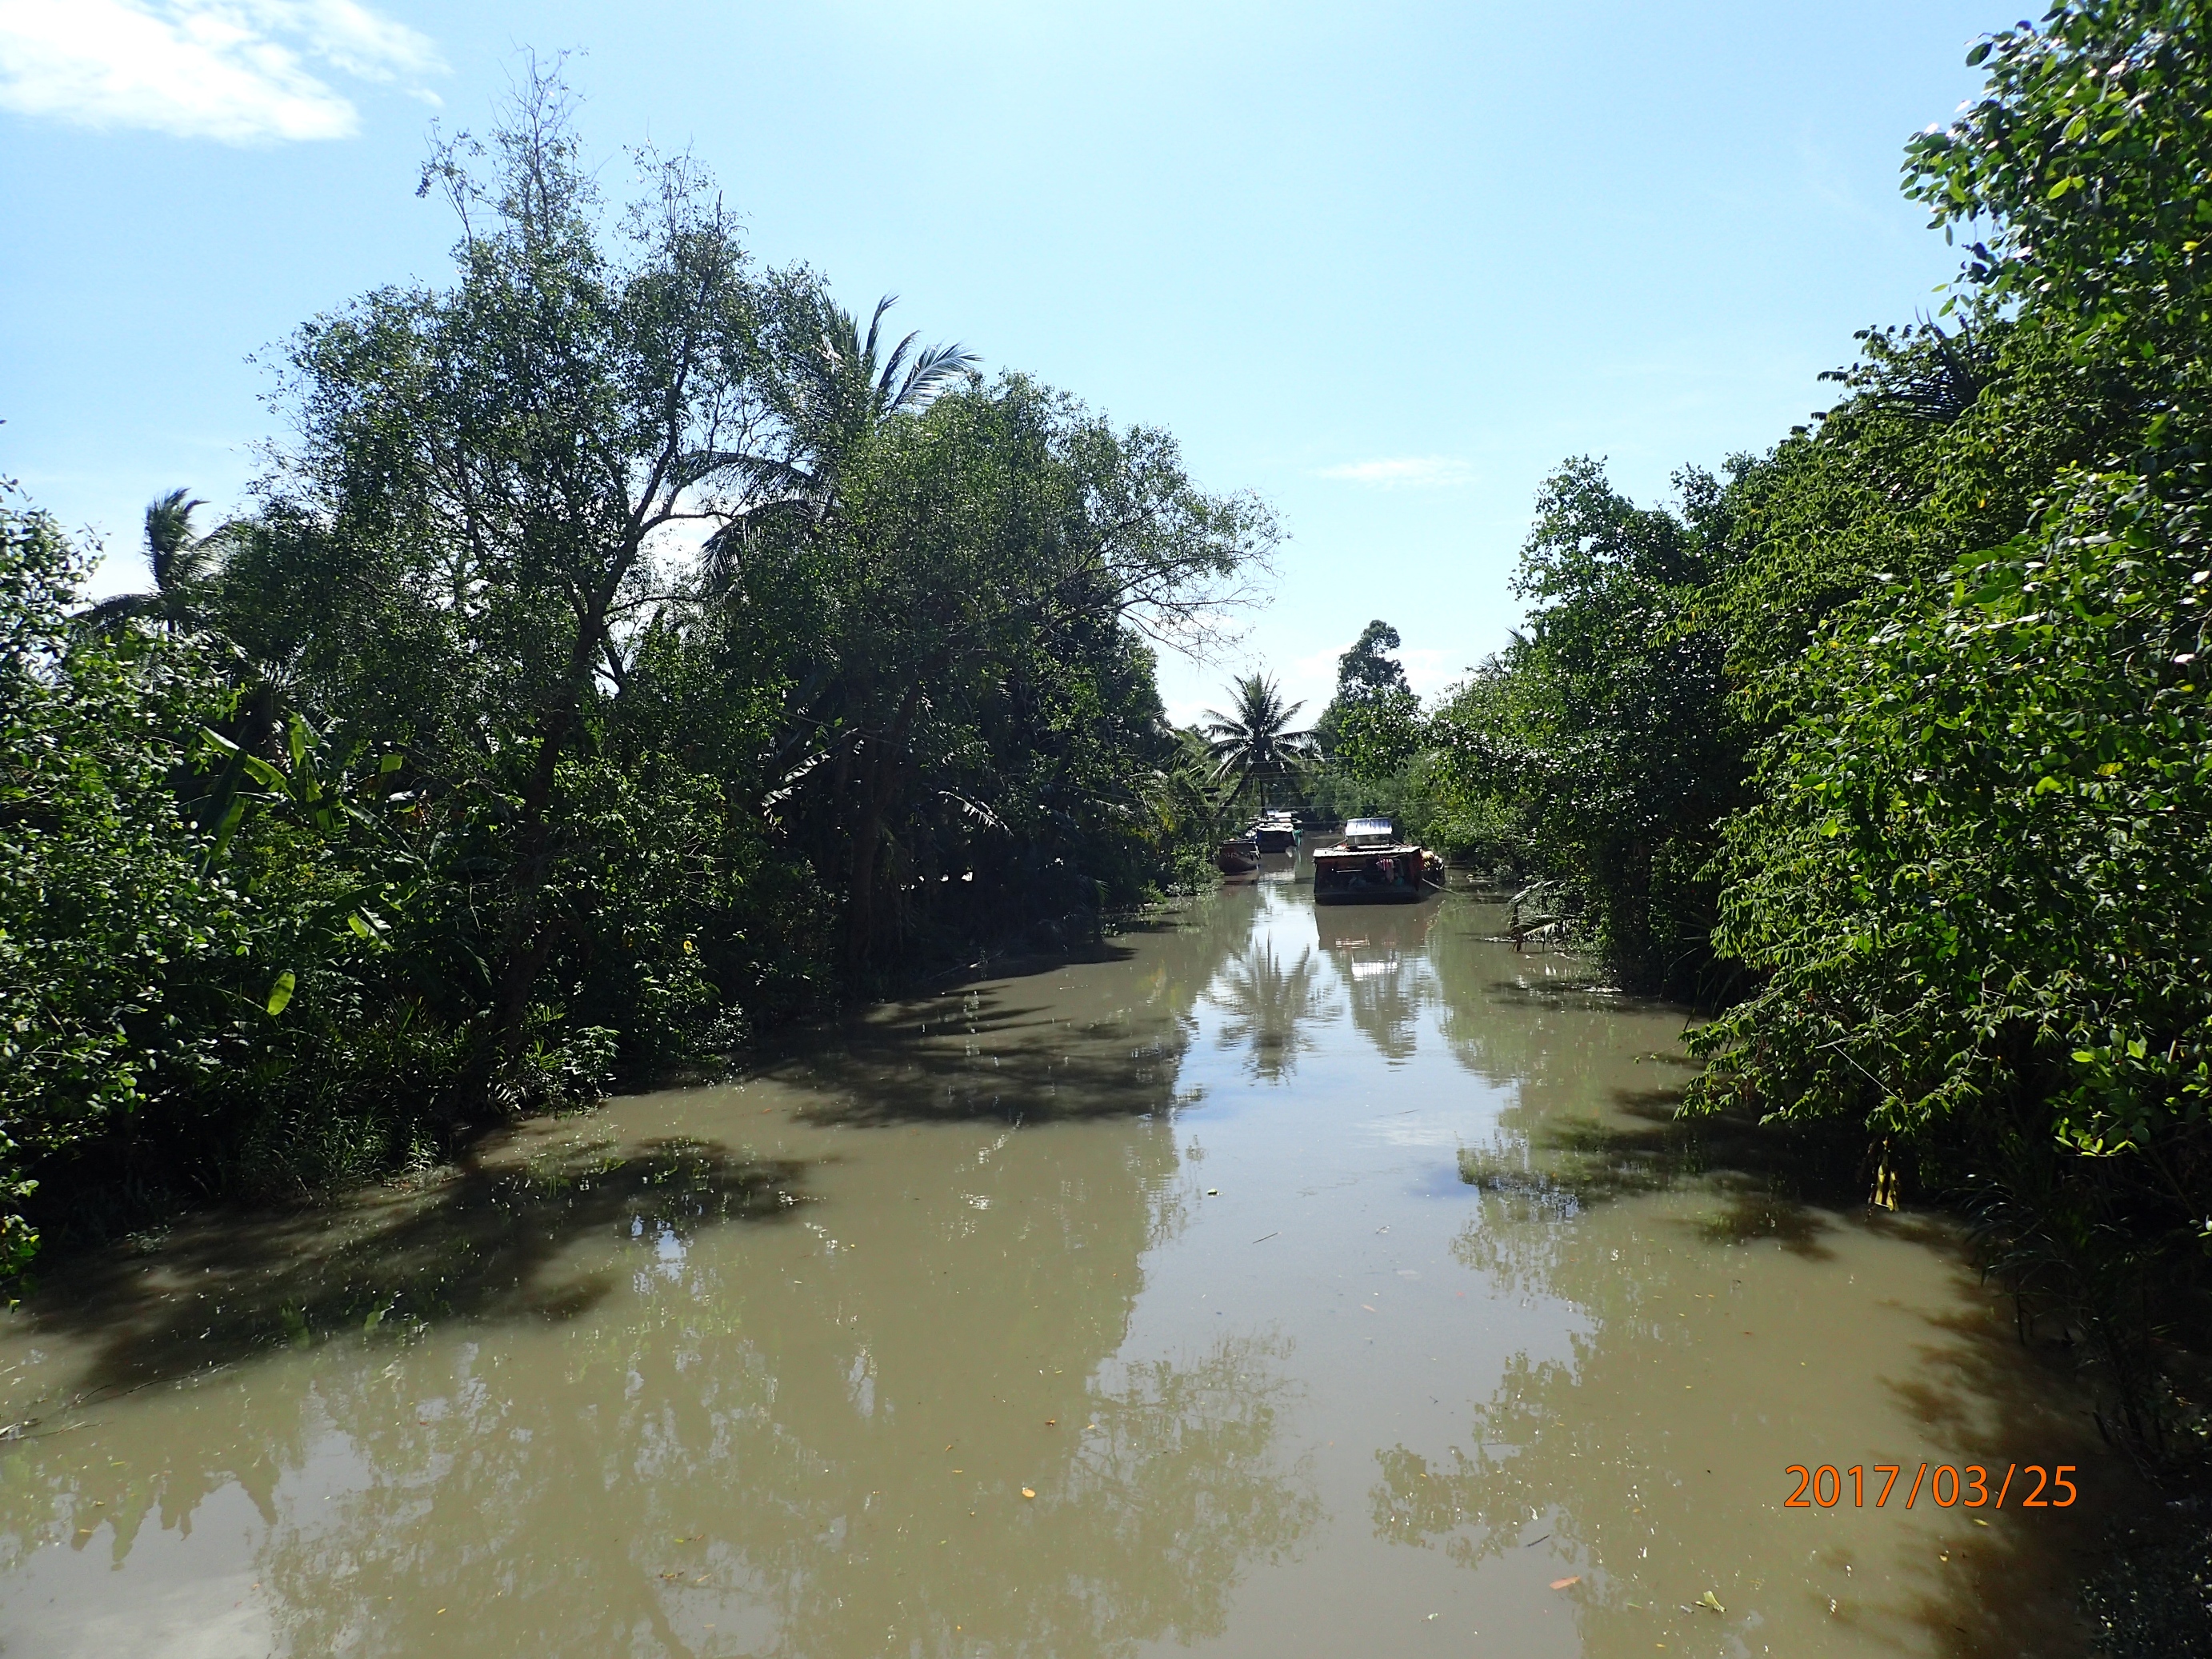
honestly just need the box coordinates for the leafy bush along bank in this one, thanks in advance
[1340,0,2212,1461]
[0,75,1268,1269]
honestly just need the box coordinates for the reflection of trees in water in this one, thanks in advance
[1422,903,1662,1100]
[1367,1185,1770,1652]
[1205,938,1338,1081]
[1340,949,1433,1065]
[239,1325,1316,1659]
[1370,1125,2107,1657]
[0,1029,1317,1658]
[776,882,1267,1127]
[1374,1163,1683,1586]
[994,1333,1319,1651]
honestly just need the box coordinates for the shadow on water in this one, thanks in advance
[766,886,1266,1126]
[767,997,1190,1128]
[1398,909,2130,1657]
[1368,1241,2126,1658]
[6,896,1277,1405]
[1455,1076,1870,1265]
[0,1077,1322,1659]
[1870,1300,2129,1658]
[6,1136,814,1405]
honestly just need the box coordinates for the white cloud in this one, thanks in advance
[0,0,443,142]
[1316,455,1473,489]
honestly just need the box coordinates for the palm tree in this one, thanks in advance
[705,294,979,589]
[1154,728,1238,841]
[802,293,980,460]
[1202,673,1316,814]
[78,488,236,634]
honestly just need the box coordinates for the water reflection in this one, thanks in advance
[767,895,1258,1127]
[0,897,1316,1659]
[1365,1057,2124,1657]
[0,888,2131,1659]
[1202,913,1338,1082]
[1314,900,1438,1065]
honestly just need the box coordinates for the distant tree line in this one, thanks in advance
[0,66,1273,1270]
[1341,0,2211,1459]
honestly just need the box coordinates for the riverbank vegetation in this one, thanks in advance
[0,66,1270,1270]
[1341,0,2212,1480]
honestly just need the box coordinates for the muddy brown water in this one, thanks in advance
[0,880,2126,1657]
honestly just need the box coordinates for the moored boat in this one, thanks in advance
[1249,810,1299,853]
[1215,836,1260,876]
[1312,817,1442,905]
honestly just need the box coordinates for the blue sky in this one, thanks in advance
[2,1,2002,725]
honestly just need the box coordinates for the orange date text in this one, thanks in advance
[1782,1463,2077,1509]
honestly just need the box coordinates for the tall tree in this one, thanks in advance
[1314,618,1410,754]
[1202,673,1315,813]
[704,291,979,562]
[77,489,236,634]
[1421,461,1746,991]
[723,374,1274,973]
[1336,619,1410,698]
[266,61,782,1075]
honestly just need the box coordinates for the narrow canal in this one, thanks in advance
[0,875,2122,1657]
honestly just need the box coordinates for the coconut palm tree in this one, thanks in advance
[799,293,980,464]
[1202,673,1316,814]
[78,488,237,634]
[704,294,979,590]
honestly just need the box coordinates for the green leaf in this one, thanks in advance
[266,970,297,1017]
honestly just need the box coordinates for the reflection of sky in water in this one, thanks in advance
[1187,885,1513,1134]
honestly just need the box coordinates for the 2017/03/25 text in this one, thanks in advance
[1784,1463,2078,1509]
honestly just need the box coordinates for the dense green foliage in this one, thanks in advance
[2,503,226,1272]
[1334,0,2212,1445]
[1426,463,1746,985]
[0,76,1268,1267]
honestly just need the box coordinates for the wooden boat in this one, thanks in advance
[1312,818,1442,905]
[1249,811,1299,854]
[1214,836,1260,876]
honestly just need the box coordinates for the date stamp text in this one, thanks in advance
[1783,1463,2078,1509]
